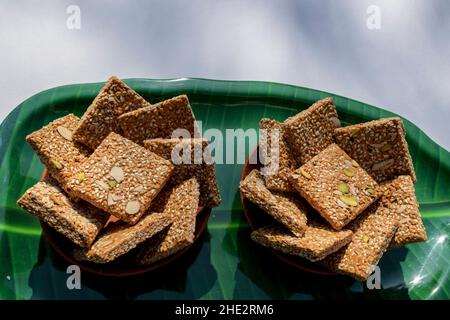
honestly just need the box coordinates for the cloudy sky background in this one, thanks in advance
[1,0,449,149]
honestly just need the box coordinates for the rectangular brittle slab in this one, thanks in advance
[135,177,200,265]
[68,132,174,224]
[290,144,380,230]
[240,169,308,236]
[73,76,152,149]
[321,203,398,280]
[251,223,353,262]
[119,95,199,145]
[17,178,107,247]
[334,117,416,183]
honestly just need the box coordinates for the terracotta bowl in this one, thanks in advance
[40,169,211,277]
[240,145,336,275]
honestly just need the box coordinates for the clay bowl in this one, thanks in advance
[40,169,211,277]
[240,145,336,275]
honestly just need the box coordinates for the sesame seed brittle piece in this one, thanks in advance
[240,169,308,237]
[68,132,174,224]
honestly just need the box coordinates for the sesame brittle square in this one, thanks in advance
[321,204,398,280]
[290,144,380,230]
[240,169,308,237]
[73,76,151,149]
[68,132,174,224]
[26,114,90,195]
[119,95,199,145]
[380,175,426,246]
[334,117,416,183]
[17,178,108,248]
[251,223,353,262]
[284,97,340,165]
[135,177,200,265]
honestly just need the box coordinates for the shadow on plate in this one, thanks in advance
[28,229,217,299]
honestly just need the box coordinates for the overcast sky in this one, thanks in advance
[1,0,449,149]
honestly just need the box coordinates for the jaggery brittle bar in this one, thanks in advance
[119,95,199,145]
[240,169,308,236]
[334,117,416,183]
[68,132,174,224]
[73,76,151,149]
[143,138,221,207]
[380,175,426,246]
[259,118,297,193]
[77,211,173,263]
[290,144,380,230]
[17,178,107,247]
[284,97,340,165]
[321,204,398,280]
[251,223,353,262]
[26,114,90,195]
[135,177,200,265]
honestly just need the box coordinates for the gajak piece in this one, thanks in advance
[251,223,353,262]
[259,118,297,193]
[135,178,200,265]
[119,95,199,145]
[143,138,221,207]
[334,117,416,183]
[321,204,398,281]
[380,175,426,246]
[284,97,340,165]
[240,169,308,237]
[73,76,151,149]
[17,178,107,248]
[76,211,173,263]
[67,132,174,224]
[289,144,380,230]
[26,114,90,195]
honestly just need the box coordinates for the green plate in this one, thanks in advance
[0,78,449,300]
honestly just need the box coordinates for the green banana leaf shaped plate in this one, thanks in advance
[0,78,449,300]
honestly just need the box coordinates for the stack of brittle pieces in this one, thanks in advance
[240,98,426,281]
[17,76,221,267]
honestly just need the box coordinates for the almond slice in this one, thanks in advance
[56,126,73,141]
[110,166,124,182]
[125,201,140,215]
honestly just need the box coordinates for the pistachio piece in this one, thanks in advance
[339,195,358,206]
[56,126,73,141]
[363,235,370,243]
[51,159,63,170]
[76,172,85,182]
[95,180,110,191]
[384,189,391,197]
[107,178,117,188]
[351,160,359,167]
[381,143,392,152]
[125,201,140,214]
[350,127,360,135]
[365,187,375,196]
[300,168,312,179]
[338,182,349,194]
[343,167,356,177]
[110,166,124,182]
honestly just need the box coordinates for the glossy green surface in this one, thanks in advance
[0,78,449,300]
